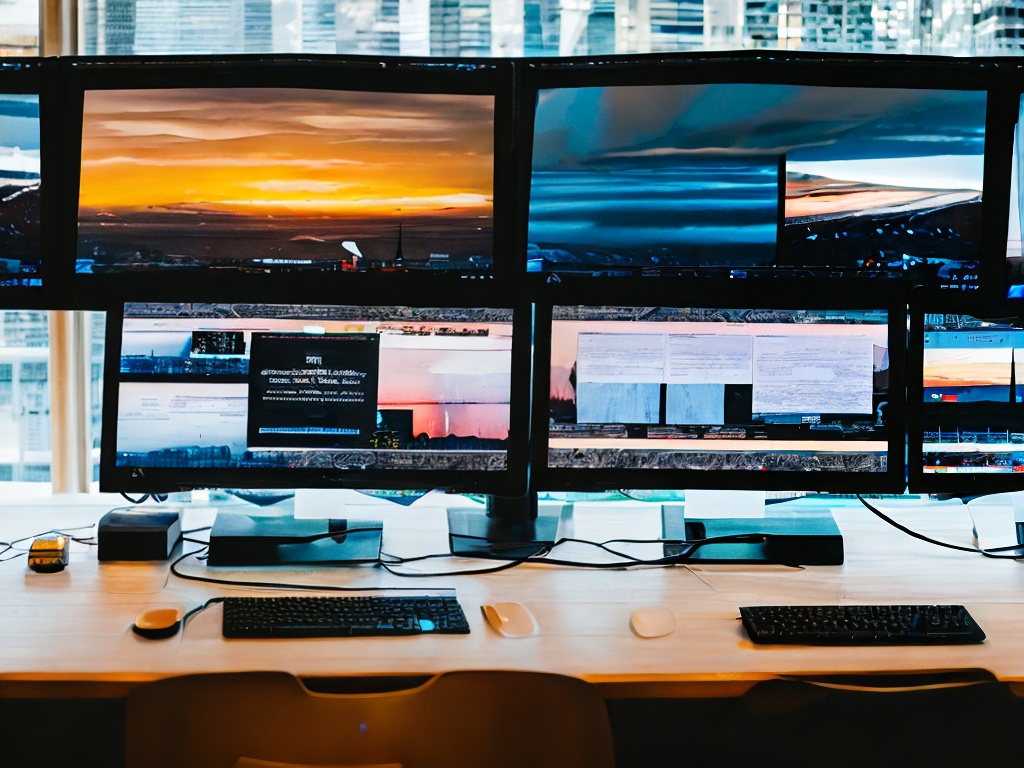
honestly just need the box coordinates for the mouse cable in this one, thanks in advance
[178,596,226,637]
[857,494,1024,560]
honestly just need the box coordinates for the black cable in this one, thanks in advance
[118,493,170,504]
[380,532,772,576]
[168,547,439,592]
[167,524,774,582]
[179,596,225,635]
[378,551,543,577]
[0,525,98,554]
[0,525,99,563]
[856,494,1024,560]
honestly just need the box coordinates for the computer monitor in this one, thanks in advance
[521,54,1000,290]
[908,290,1024,495]
[0,58,53,299]
[101,298,531,499]
[532,282,905,493]
[530,282,906,563]
[61,55,512,305]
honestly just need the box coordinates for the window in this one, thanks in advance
[0,0,39,55]
[76,0,1024,58]
[0,311,49,482]
[2,0,1021,493]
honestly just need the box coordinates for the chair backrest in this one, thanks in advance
[125,669,615,768]
[727,672,1021,766]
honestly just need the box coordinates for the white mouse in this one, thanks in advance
[630,605,675,638]
[482,602,538,638]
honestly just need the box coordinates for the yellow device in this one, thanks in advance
[28,535,70,573]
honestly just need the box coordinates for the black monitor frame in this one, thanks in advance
[908,287,1024,494]
[1003,72,1024,299]
[99,284,533,499]
[515,51,1016,295]
[0,57,59,307]
[530,279,908,495]
[57,54,516,310]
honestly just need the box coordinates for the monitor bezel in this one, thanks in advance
[1003,75,1024,300]
[530,279,908,494]
[99,285,533,497]
[58,54,516,309]
[907,287,1024,494]
[514,51,1015,296]
[0,57,59,306]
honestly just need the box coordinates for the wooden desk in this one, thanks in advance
[2,491,1024,701]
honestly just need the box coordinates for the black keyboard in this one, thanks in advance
[222,595,471,638]
[739,604,986,645]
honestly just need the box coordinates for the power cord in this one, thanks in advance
[119,492,169,505]
[168,530,775,584]
[380,532,773,577]
[856,494,1024,560]
[0,524,98,563]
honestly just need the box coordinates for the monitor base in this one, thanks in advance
[207,512,383,566]
[661,503,844,566]
[447,498,574,560]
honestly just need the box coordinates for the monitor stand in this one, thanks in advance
[446,494,573,560]
[1011,491,1024,547]
[660,490,844,566]
[206,489,383,566]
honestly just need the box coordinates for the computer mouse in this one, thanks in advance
[132,608,184,640]
[630,605,675,638]
[481,602,538,638]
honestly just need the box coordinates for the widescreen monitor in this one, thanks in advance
[62,55,511,302]
[100,300,531,498]
[522,55,1000,290]
[531,283,906,495]
[908,291,1024,494]
[0,58,51,295]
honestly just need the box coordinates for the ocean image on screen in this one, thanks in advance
[528,83,985,281]
[0,93,41,285]
[77,88,495,275]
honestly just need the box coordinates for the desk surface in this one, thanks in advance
[2,491,1024,697]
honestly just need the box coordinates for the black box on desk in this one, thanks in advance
[207,512,382,566]
[661,505,844,566]
[97,509,182,561]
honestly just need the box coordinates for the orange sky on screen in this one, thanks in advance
[78,87,494,217]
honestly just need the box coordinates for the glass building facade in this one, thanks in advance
[72,0,1024,58]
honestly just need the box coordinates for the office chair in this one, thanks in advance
[124,669,615,768]
[726,670,1021,767]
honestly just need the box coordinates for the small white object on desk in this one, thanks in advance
[481,602,538,638]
